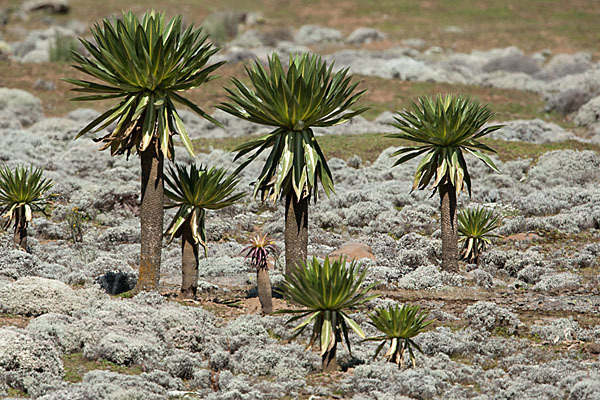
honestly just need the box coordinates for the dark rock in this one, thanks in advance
[482,54,540,75]
[545,89,593,116]
[96,270,137,295]
[22,0,70,14]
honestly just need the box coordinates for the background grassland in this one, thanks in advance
[1,0,597,123]
[0,0,597,166]
[2,0,599,54]
[0,61,568,126]
[193,134,600,165]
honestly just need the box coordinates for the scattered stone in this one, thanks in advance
[575,95,600,133]
[545,89,593,116]
[491,119,575,143]
[0,277,105,316]
[329,242,376,261]
[347,154,362,169]
[505,232,543,242]
[33,78,56,91]
[402,38,426,48]
[463,301,522,334]
[95,270,137,295]
[443,25,464,34]
[482,53,541,75]
[0,40,11,61]
[295,25,343,45]
[0,88,44,127]
[472,269,494,289]
[534,272,581,291]
[346,27,386,44]
[21,0,70,14]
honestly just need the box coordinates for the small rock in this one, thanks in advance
[505,232,543,242]
[295,25,343,45]
[346,27,386,44]
[329,242,376,261]
[545,88,593,116]
[443,25,464,34]
[575,95,600,131]
[402,38,426,48]
[585,343,600,354]
[472,269,494,289]
[0,88,44,127]
[33,78,56,91]
[482,53,541,75]
[230,29,264,47]
[347,154,362,169]
[0,40,11,61]
[96,270,137,295]
[22,0,70,14]
[242,11,264,26]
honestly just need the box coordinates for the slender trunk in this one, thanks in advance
[257,267,272,314]
[180,223,199,299]
[13,209,27,251]
[439,182,458,272]
[284,192,308,276]
[321,342,338,373]
[135,145,164,293]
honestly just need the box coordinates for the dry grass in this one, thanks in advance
[358,78,565,125]
[193,133,600,165]
[0,58,564,130]
[62,353,143,383]
[0,60,240,117]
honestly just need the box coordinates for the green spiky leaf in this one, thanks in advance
[386,94,503,196]
[65,10,224,160]
[164,163,245,253]
[364,304,433,368]
[276,256,379,359]
[0,166,54,230]
[458,206,502,264]
[218,53,366,202]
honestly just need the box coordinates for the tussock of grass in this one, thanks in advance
[62,353,143,383]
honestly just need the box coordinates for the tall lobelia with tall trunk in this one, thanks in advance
[164,163,244,298]
[65,11,224,292]
[218,53,367,276]
[387,95,502,272]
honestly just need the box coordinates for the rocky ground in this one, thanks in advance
[0,1,600,399]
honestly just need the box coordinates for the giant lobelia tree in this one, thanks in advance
[387,95,502,272]
[218,53,366,275]
[65,11,224,292]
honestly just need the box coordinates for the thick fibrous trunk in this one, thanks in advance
[284,192,308,276]
[13,209,27,250]
[180,223,199,299]
[321,342,338,373]
[439,182,458,272]
[135,145,164,293]
[257,267,272,314]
